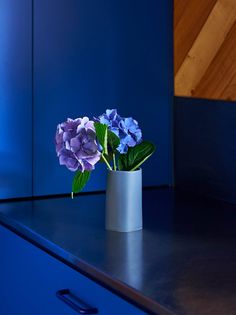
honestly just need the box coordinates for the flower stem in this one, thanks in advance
[102,154,112,171]
[113,153,117,171]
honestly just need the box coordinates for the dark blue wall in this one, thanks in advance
[174,97,236,204]
[0,1,32,198]
[33,0,173,195]
[0,0,173,198]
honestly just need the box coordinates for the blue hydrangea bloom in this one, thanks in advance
[95,109,142,154]
[95,109,122,137]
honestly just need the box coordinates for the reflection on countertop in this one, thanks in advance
[0,187,236,315]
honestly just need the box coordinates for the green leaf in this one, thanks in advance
[107,130,120,151]
[118,153,128,171]
[94,122,108,154]
[128,141,156,171]
[100,152,113,163]
[118,141,156,171]
[71,171,91,198]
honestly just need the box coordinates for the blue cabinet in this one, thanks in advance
[0,0,32,198]
[0,225,147,315]
[0,0,173,199]
[33,0,173,196]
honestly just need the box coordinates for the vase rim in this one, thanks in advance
[107,168,142,173]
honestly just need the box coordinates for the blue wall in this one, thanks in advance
[33,0,173,195]
[174,96,236,204]
[0,0,173,198]
[0,1,32,198]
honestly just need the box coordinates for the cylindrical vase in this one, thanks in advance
[106,169,142,232]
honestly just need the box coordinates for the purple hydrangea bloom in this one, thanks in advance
[95,109,142,153]
[55,117,101,172]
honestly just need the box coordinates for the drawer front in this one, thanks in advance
[0,225,147,315]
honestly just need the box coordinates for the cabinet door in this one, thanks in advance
[33,0,173,196]
[0,0,32,198]
[0,225,147,315]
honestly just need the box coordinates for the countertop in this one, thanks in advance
[0,188,236,315]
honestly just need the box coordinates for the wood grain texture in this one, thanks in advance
[174,0,189,28]
[193,22,236,100]
[174,0,217,74]
[174,0,236,101]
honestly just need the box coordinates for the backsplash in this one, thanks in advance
[174,96,236,204]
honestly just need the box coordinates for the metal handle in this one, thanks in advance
[56,289,98,314]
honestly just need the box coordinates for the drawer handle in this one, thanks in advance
[56,289,98,314]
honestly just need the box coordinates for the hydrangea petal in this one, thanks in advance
[55,117,101,172]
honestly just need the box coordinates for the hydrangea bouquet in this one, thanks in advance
[55,109,155,197]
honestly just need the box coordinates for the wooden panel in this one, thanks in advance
[174,0,217,74]
[193,22,236,100]
[174,0,236,101]
[174,0,189,27]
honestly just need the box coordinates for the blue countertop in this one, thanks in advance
[0,188,236,315]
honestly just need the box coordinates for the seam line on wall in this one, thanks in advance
[31,0,34,197]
